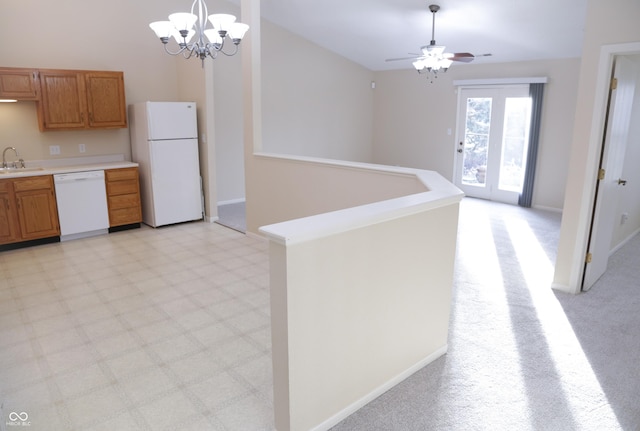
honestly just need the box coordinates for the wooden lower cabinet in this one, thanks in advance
[0,176,60,245]
[105,167,142,227]
[0,180,20,244]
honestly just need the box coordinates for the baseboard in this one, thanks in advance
[204,215,219,223]
[108,223,140,233]
[532,204,562,213]
[0,236,59,252]
[609,228,640,256]
[309,345,448,431]
[551,282,580,295]
[245,231,267,242]
[218,198,246,206]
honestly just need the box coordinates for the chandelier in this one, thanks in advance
[149,0,249,65]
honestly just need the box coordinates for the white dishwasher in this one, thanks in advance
[54,170,110,241]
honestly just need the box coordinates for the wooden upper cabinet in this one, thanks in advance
[38,70,87,130]
[0,68,40,100]
[37,69,127,131]
[85,72,127,128]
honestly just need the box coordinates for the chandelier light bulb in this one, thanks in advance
[149,21,174,40]
[228,23,250,43]
[208,14,236,34]
[168,12,198,32]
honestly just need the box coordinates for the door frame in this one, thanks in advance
[582,55,638,291]
[453,84,531,204]
[553,41,640,295]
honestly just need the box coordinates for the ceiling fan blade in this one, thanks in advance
[385,55,424,62]
[449,52,475,63]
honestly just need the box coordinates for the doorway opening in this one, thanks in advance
[582,53,640,291]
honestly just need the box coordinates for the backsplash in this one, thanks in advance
[25,154,126,168]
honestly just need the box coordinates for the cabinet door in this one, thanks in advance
[85,72,127,128]
[37,70,87,131]
[13,176,60,240]
[0,181,20,244]
[0,68,40,100]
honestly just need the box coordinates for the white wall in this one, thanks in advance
[261,20,375,162]
[372,58,581,210]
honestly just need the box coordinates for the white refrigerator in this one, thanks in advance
[129,101,203,227]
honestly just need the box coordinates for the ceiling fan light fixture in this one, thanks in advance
[440,58,453,68]
[385,3,477,81]
[422,44,445,56]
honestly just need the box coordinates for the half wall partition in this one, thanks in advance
[255,154,463,430]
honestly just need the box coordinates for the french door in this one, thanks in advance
[454,85,532,204]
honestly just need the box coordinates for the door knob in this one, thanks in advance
[457,149,463,153]
[618,179,627,186]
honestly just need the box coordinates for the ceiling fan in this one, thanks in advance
[386,4,487,75]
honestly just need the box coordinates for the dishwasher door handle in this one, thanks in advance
[54,170,105,184]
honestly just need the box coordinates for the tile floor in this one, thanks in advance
[0,222,273,431]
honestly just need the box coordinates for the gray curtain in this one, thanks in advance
[518,83,545,207]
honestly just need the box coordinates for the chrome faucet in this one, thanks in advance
[2,146,18,168]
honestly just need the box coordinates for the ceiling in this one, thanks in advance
[229,0,589,71]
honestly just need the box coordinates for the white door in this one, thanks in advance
[583,56,638,291]
[454,86,532,204]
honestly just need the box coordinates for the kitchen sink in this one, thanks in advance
[0,167,45,174]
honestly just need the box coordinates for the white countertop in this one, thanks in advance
[0,155,138,179]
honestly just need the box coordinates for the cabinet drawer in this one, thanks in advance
[105,168,137,182]
[106,179,138,196]
[109,207,141,226]
[108,193,139,210]
[13,175,53,192]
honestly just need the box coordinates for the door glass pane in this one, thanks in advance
[498,97,532,192]
[462,97,492,186]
